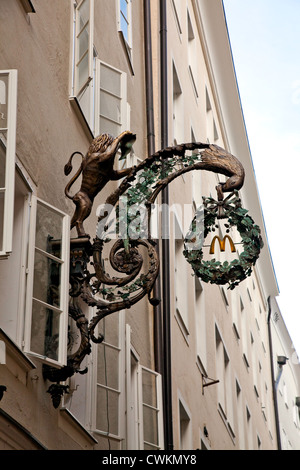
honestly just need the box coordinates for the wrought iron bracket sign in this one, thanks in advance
[44,131,263,407]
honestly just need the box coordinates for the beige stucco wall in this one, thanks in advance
[0,0,281,450]
[269,297,300,450]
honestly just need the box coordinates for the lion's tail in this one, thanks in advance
[64,151,84,200]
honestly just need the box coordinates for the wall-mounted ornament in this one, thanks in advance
[183,191,263,290]
[43,132,263,407]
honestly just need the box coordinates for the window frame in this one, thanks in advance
[92,310,126,444]
[91,321,164,450]
[178,396,192,450]
[215,325,235,437]
[126,325,164,450]
[0,163,35,347]
[73,0,94,97]
[0,70,18,258]
[171,0,182,37]
[195,276,207,372]
[187,9,198,99]
[24,196,70,367]
[94,59,128,137]
[118,0,133,54]
[139,365,164,450]
[172,61,184,144]
[0,340,5,364]
[70,0,95,137]
[173,210,190,339]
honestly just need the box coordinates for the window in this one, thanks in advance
[0,340,5,364]
[195,277,207,371]
[246,406,253,449]
[0,166,33,344]
[71,0,95,134]
[71,3,131,137]
[205,87,219,143]
[190,128,203,207]
[127,347,140,449]
[172,62,184,144]
[94,311,126,448]
[24,197,70,367]
[251,334,259,397]
[119,1,132,53]
[179,399,192,450]
[257,435,262,450]
[215,327,227,416]
[93,321,163,450]
[221,287,229,308]
[293,400,300,428]
[231,291,240,340]
[175,238,189,329]
[95,60,128,137]
[174,212,189,337]
[141,366,163,450]
[236,380,246,449]
[187,10,198,99]
[73,0,94,97]
[205,87,212,112]
[126,325,164,450]
[0,70,17,257]
[213,120,219,141]
[240,296,250,366]
[172,0,182,36]
[283,380,288,407]
[215,326,234,435]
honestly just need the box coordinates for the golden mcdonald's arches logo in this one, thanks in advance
[209,235,236,255]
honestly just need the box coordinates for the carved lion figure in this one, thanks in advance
[64,131,136,238]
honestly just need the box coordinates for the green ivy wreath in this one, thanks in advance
[183,191,264,290]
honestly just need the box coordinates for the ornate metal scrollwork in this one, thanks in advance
[44,132,263,407]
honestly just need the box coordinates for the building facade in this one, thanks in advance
[268,297,300,450]
[0,0,295,450]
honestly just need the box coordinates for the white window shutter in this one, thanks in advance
[0,69,17,256]
[74,0,94,96]
[24,196,70,367]
[94,59,127,137]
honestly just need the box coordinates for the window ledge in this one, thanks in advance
[232,322,240,342]
[118,31,134,76]
[175,308,190,345]
[0,328,36,374]
[69,96,94,141]
[218,405,236,444]
[59,408,98,448]
[0,409,47,450]
[243,352,250,370]
[19,0,35,13]
[196,354,208,379]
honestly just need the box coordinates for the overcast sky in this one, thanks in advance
[223,0,300,356]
